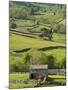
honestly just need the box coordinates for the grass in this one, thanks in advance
[10,33,65,50]
[34,11,63,24]
[10,73,29,81]
[9,73,34,88]
[9,3,66,88]
[10,83,34,89]
[53,33,66,43]
[10,33,65,64]
[48,75,66,86]
[44,48,65,64]
[14,19,34,27]
[9,73,66,88]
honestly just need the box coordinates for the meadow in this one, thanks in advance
[9,73,66,88]
[9,1,66,88]
[10,33,65,66]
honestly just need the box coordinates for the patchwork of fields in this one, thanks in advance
[9,1,66,88]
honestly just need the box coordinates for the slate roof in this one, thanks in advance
[30,65,48,69]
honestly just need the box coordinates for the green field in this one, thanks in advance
[10,33,65,50]
[9,1,66,88]
[10,33,65,64]
[9,73,66,88]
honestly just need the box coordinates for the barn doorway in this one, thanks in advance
[30,73,36,79]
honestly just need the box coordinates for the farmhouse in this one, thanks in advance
[29,65,48,80]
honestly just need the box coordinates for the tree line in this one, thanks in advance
[10,50,66,73]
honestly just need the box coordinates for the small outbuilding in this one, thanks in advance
[29,65,48,80]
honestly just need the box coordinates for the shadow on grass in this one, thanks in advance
[13,46,65,53]
[38,46,65,51]
[14,48,31,53]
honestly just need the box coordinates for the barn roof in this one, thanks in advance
[30,65,48,69]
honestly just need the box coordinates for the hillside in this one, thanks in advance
[9,1,66,88]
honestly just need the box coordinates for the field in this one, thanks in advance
[9,1,66,88]
[9,32,66,88]
[10,33,65,65]
[9,73,66,88]
[10,33,65,49]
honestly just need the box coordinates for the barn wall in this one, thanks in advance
[30,69,48,79]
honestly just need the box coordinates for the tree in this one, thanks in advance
[48,28,54,40]
[29,49,47,65]
[24,53,31,64]
[39,28,54,40]
[10,58,23,73]
[61,57,66,69]
[56,24,65,34]
[46,55,56,69]
[10,22,17,29]
[53,12,56,15]
[9,5,33,19]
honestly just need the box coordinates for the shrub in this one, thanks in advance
[56,24,66,34]
[10,58,23,73]
[60,57,66,69]
[29,49,47,65]
[24,53,31,64]
[46,55,56,69]
[10,22,17,29]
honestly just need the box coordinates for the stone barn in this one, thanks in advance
[29,65,48,80]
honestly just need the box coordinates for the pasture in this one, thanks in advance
[9,1,66,88]
[10,33,65,49]
[9,73,66,88]
[10,33,65,64]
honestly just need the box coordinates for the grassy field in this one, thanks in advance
[14,19,34,27]
[53,33,66,43]
[9,2,66,88]
[10,33,65,50]
[9,73,35,88]
[34,11,63,24]
[9,73,66,88]
[10,33,65,63]
[44,48,65,64]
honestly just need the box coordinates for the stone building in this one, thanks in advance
[29,65,48,80]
